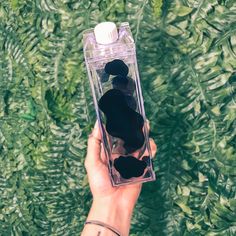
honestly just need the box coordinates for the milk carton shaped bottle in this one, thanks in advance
[83,22,156,186]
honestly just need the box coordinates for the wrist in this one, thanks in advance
[93,195,136,214]
[86,197,134,236]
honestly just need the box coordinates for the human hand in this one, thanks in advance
[84,119,157,211]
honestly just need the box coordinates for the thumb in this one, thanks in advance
[85,120,103,168]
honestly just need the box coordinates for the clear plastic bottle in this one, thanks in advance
[83,22,156,186]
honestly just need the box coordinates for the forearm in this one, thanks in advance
[81,197,134,236]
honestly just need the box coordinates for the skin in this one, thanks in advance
[81,120,157,236]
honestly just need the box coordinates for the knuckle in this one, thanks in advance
[149,139,157,157]
[149,138,155,146]
[84,159,89,168]
[87,135,93,143]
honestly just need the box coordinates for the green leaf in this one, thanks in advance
[173,6,193,17]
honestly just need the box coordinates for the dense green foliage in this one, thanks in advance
[0,0,236,235]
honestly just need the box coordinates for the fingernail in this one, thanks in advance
[94,119,98,128]
[93,120,100,137]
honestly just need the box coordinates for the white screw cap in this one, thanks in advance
[94,22,118,45]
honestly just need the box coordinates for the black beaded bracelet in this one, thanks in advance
[84,220,121,236]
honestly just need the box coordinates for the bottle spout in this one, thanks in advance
[94,22,118,45]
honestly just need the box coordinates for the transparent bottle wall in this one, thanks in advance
[86,51,156,186]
